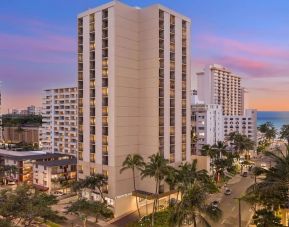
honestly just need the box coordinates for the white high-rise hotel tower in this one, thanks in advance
[77,1,191,216]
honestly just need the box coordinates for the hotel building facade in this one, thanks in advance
[77,1,191,216]
[197,64,243,116]
[191,91,224,155]
[40,87,78,155]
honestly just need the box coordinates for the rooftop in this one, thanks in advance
[35,158,77,167]
[0,150,71,161]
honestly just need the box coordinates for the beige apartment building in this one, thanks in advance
[77,1,191,217]
[2,126,40,144]
[40,87,78,155]
[197,64,243,116]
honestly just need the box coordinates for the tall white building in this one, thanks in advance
[191,91,224,154]
[77,1,191,216]
[223,109,257,143]
[197,64,243,116]
[40,87,78,155]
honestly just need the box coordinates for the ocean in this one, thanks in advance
[257,111,289,131]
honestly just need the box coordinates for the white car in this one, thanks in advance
[224,188,232,195]
[53,191,64,197]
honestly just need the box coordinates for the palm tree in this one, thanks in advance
[212,141,228,159]
[120,154,145,217]
[78,173,108,203]
[258,122,277,142]
[200,144,215,159]
[280,124,289,144]
[177,160,218,197]
[141,153,169,226]
[228,132,254,156]
[164,166,178,202]
[169,184,222,227]
[246,150,289,211]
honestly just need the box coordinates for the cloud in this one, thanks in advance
[192,34,289,78]
[0,33,75,64]
[197,34,289,60]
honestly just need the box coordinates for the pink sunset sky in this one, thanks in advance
[1,0,289,112]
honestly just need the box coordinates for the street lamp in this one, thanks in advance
[234,197,242,227]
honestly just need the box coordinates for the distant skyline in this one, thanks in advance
[1,0,289,112]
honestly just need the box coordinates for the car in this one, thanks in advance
[242,172,248,177]
[211,200,219,208]
[224,188,232,195]
[52,191,64,197]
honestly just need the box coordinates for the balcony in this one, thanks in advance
[90,153,95,162]
[103,145,108,154]
[102,107,108,116]
[159,21,164,30]
[102,10,108,19]
[102,20,108,29]
[89,14,95,24]
[103,30,108,39]
[102,59,108,68]
[102,87,108,96]
[90,108,95,116]
[102,155,108,165]
[90,43,95,51]
[90,24,95,33]
[159,127,164,136]
[78,46,83,53]
[103,69,108,77]
[102,97,108,106]
[102,117,108,126]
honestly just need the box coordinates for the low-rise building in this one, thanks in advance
[0,149,73,185]
[33,158,77,192]
[223,109,257,143]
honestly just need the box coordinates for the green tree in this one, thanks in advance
[258,122,277,142]
[280,124,289,144]
[0,184,62,226]
[66,199,113,226]
[169,184,222,227]
[212,141,228,158]
[120,154,145,217]
[228,132,255,156]
[246,149,289,211]
[76,173,108,203]
[252,209,282,227]
[141,153,169,226]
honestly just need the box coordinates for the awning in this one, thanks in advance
[132,189,177,200]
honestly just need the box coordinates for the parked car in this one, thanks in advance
[224,188,232,195]
[242,172,248,177]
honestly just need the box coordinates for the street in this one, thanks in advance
[108,172,255,227]
[209,174,254,227]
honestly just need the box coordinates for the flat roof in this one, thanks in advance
[0,150,70,161]
[35,158,77,167]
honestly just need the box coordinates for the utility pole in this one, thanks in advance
[234,197,242,227]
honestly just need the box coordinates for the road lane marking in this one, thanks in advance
[231,206,235,211]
